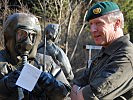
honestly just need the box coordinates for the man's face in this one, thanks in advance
[89,15,115,46]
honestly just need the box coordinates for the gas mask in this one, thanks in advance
[44,24,59,42]
[15,28,37,55]
[3,13,42,63]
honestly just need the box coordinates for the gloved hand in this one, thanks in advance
[38,72,69,97]
[38,72,57,91]
[32,83,44,96]
[4,70,20,91]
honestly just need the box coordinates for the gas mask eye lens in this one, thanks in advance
[16,29,28,42]
[16,29,36,43]
[29,32,36,43]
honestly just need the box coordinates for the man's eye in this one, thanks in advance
[89,22,93,26]
[96,22,101,25]
[96,22,104,26]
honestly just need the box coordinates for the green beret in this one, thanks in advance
[86,1,120,21]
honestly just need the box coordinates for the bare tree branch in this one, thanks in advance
[64,0,80,55]
[70,0,93,61]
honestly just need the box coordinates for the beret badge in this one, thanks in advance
[93,8,101,14]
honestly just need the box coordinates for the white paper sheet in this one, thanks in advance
[16,63,42,91]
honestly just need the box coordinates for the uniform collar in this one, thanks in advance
[102,36,129,55]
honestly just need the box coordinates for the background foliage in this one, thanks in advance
[0,0,132,74]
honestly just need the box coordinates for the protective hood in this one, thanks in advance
[44,24,59,41]
[3,13,42,63]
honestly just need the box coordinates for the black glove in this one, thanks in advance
[38,72,57,91]
[32,83,44,96]
[4,70,20,92]
[38,72,69,97]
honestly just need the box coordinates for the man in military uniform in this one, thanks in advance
[0,13,70,100]
[38,24,74,81]
[70,1,133,100]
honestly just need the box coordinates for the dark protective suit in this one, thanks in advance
[0,13,70,100]
[38,41,74,81]
[0,50,69,100]
[73,36,133,100]
[38,24,74,81]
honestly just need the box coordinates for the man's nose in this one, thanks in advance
[90,24,97,33]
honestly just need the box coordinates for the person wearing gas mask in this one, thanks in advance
[38,24,74,82]
[0,13,70,100]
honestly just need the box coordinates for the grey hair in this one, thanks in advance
[107,11,124,28]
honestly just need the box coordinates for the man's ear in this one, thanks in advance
[114,19,121,31]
